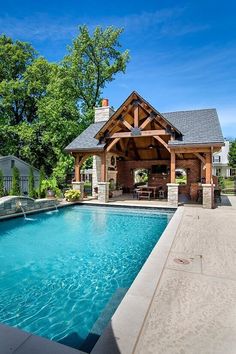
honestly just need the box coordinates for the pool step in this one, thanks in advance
[80,287,128,353]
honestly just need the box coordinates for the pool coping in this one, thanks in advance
[91,206,184,354]
[0,203,182,354]
[0,200,176,221]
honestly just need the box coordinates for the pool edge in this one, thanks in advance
[91,206,184,354]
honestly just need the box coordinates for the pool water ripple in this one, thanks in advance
[0,205,173,349]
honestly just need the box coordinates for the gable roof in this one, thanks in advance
[163,108,224,146]
[65,89,224,153]
[94,91,181,139]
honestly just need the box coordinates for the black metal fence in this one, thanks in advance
[3,176,39,195]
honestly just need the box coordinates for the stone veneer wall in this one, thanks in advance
[0,196,59,217]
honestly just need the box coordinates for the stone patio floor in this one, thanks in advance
[133,195,236,354]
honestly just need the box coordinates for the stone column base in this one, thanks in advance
[167,183,179,207]
[98,182,110,203]
[202,184,214,209]
[72,182,84,200]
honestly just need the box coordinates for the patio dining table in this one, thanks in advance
[136,186,158,199]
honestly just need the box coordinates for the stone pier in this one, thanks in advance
[98,182,110,203]
[72,181,84,200]
[167,183,179,207]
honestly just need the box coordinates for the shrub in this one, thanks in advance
[28,167,35,198]
[41,177,61,198]
[218,176,225,189]
[10,166,21,195]
[38,166,46,198]
[0,169,4,197]
[64,189,81,202]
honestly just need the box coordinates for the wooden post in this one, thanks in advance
[170,151,176,183]
[75,154,81,182]
[205,151,212,184]
[100,153,107,182]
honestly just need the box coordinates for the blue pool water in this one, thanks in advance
[0,205,173,350]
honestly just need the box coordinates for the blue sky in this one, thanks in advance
[0,0,236,138]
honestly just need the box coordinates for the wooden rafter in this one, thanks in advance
[177,153,184,159]
[153,136,170,152]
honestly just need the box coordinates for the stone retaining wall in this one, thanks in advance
[0,196,59,217]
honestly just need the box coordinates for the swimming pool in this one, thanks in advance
[0,205,173,351]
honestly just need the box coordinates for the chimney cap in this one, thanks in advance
[102,98,109,107]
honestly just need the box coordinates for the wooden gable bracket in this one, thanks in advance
[153,136,171,153]
[194,152,206,165]
[106,137,120,152]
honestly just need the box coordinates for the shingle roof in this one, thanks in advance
[65,108,224,151]
[163,109,224,145]
[65,121,106,151]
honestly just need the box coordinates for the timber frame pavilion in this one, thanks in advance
[65,91,224,208]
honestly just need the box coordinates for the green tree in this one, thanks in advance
[0,169,4,197]
[0,27,129,181]
[10,166,21,195]
[38,166,46,198]
[228,140,236,169]
[28,167,35,198]
[63,25,130,124]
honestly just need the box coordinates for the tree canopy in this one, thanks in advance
[228,140,236,169]
[0,26,129,180]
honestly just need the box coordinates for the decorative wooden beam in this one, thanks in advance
[194,152,206,165]
[139,116,154,130]
[111,129,168,139]
[106,137,120,152]
[177,153,184,159]
[153,136,171,152]
[134,105,139,128]
[120,117,133,131]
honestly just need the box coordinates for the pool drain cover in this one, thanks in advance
[174,258,190,265]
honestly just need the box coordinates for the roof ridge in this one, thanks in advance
[162,108,216,115]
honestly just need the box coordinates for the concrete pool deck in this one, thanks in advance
[92,195,236,354]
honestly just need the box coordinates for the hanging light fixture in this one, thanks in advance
[148,143,155,149]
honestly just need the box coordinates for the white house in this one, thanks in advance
[213,140,236,177]
[0,155,40,194]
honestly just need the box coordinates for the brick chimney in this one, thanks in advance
[94,98,115,123]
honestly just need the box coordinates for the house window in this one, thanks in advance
[11,160,15,168]
[213,155,221,163]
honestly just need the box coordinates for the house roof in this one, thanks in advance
[163,108,224,146]
[65,121,106,152]
[0,155,40,171]
[65,107,224,152]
